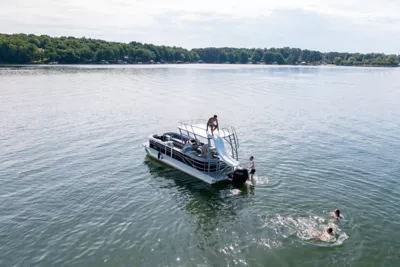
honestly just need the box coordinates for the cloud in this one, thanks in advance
[144,8,400,54]
[0,0,399,54]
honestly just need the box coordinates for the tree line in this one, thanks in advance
[0,33,398,67]
[0,33,199,64]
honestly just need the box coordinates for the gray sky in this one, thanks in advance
[1,0,399,54]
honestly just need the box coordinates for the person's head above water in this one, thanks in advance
[335,209,340,218]
[327,227,333,234]
[250,156,254,160]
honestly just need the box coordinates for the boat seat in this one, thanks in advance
[171,137,184,144]
[172,139,185,149]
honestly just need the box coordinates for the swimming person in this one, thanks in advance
[311,227,334,242]
[206,115,219,136]
[248,156,255,180]
[329,209,341,220]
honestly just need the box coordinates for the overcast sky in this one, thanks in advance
[1,0,399,54]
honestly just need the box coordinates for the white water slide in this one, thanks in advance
[212,133,240,167]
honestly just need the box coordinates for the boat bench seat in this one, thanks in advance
[171,138,185,148]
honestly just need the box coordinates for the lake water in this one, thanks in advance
[1,64,400,267]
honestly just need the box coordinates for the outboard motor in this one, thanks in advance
[231,167,248,185]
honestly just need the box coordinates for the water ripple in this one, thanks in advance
[1,65,400,267]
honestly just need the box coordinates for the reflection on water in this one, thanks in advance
[144,156,254,212]
[143,156,259,255]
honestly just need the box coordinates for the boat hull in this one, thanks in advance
[143,143,229,184]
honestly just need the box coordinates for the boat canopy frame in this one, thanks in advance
[177,119,240,161]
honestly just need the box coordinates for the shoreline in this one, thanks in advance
[0,62,398,68]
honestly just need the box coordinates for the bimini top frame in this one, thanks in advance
[177,119,240,161]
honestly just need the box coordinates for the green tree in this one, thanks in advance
[79,47,95,62]
[227,52,237,63]
[263,52,275,64]
[285,55,295,65]
[341,60,350,66]
[190,51,200,62]
[44,49,57,62]
[173,51,184,62]
[275,53,285,64]
[386,55,399,66]
[59,48,80,63]
[28,36,40,47]
[279,48,290,59]
[251,49,263,62]
[239,51,248,64]
[219,52,228,63]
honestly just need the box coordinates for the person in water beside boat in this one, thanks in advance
[248,156,255,180]
[206,115,219,136]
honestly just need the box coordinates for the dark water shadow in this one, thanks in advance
[143,156,255,244]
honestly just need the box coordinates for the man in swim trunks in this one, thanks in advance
[207,115,219,136]
[311,227,334,241]
[248,156,255,180]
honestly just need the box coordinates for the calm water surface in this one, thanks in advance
[1,64,400,266]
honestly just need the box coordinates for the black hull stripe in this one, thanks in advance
[149,140,229,172]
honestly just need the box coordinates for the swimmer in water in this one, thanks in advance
[311,227,334,242]
[329,209,341,220]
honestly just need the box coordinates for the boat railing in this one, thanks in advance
[178,119,234,138]
[178,119,208,137]
[150,137,234,179]
[230,126,239,160]
[178,119,240,162]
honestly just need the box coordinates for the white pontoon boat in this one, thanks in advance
[142,119,248,185]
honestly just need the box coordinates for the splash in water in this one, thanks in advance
[268,214,348,246]
[251,175,269,185]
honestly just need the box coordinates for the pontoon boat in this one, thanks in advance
[142,120,248,185]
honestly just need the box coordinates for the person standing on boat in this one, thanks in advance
[207,115,219,136]
[248,156,255,180]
